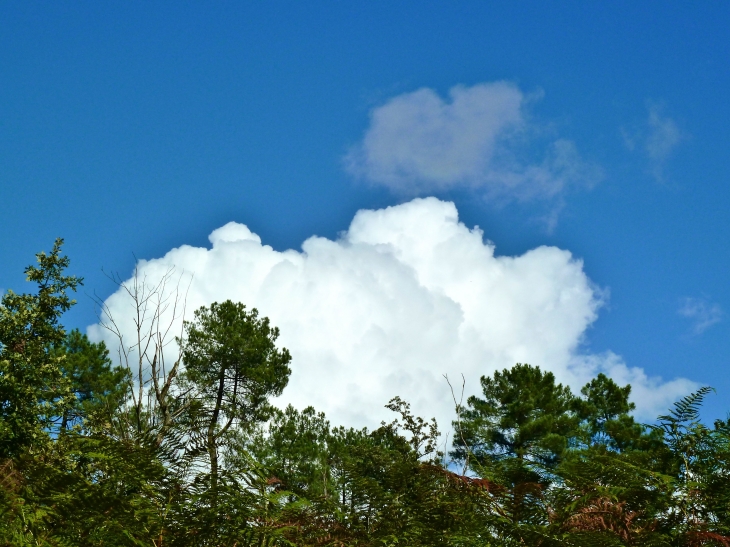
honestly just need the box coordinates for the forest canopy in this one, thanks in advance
[1,240,729,546]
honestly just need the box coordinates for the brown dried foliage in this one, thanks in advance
[562,497,646,543]
[684,531,730,547]
[0,459,22,495]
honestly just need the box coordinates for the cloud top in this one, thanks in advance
[90,198,696,432]
[345,83,599,203]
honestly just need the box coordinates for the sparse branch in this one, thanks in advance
[93,263,193,442]
[444,373,474,476]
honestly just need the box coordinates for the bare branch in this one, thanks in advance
[444,373,474,476]
[93,262,194,442]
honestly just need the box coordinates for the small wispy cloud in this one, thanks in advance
[646,106,681,164]
[623,103,683,182]
[678,296,723,335]
[345,82,601,207]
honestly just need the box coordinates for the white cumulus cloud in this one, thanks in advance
[345,82,599,202]
[89,198,696,433]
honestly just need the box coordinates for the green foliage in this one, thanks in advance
[651,388,730,543]
[180,300,292,500]
[451,365,730,546]
[248,404,332,500]
[573,373,648,451]
[0,238,80,458]
[453,363,578,468]
[181,300,292,430]
[2,241,730,546]
[53,329,129,432]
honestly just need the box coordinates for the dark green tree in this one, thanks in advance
[453,363,578,468]
[180,300,292,499]
[572,373,651,452]
[53,329,128,431]
[6,241,730,547]
[0,238,80,458]
[0,241,176,547]
[249,404,332,500]
[251,398,483,546]
[450,365,668,541]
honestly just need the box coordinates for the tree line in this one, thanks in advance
[1,240,728,546]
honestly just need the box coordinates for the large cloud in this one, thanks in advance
[345,82,599,202]
[89,198,695,433]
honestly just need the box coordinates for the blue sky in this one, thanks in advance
[1,2,728,423]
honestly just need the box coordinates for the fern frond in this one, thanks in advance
[657,387,713,426]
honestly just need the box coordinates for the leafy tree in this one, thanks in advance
[0,433,173,547]
[651,388,730,544]
[53,329,128,431]
[548,443,674,545]
[180,300,292,499]
[572,373,649,452]
[249,404,332,500]
[0,238,80,458]
[5,241,730,547]
[453,363,578,468]
[246,398,488,546]
[451,365,670,541]
[0,241,174,547]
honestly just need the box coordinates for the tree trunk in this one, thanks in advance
[208,367,226,504]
